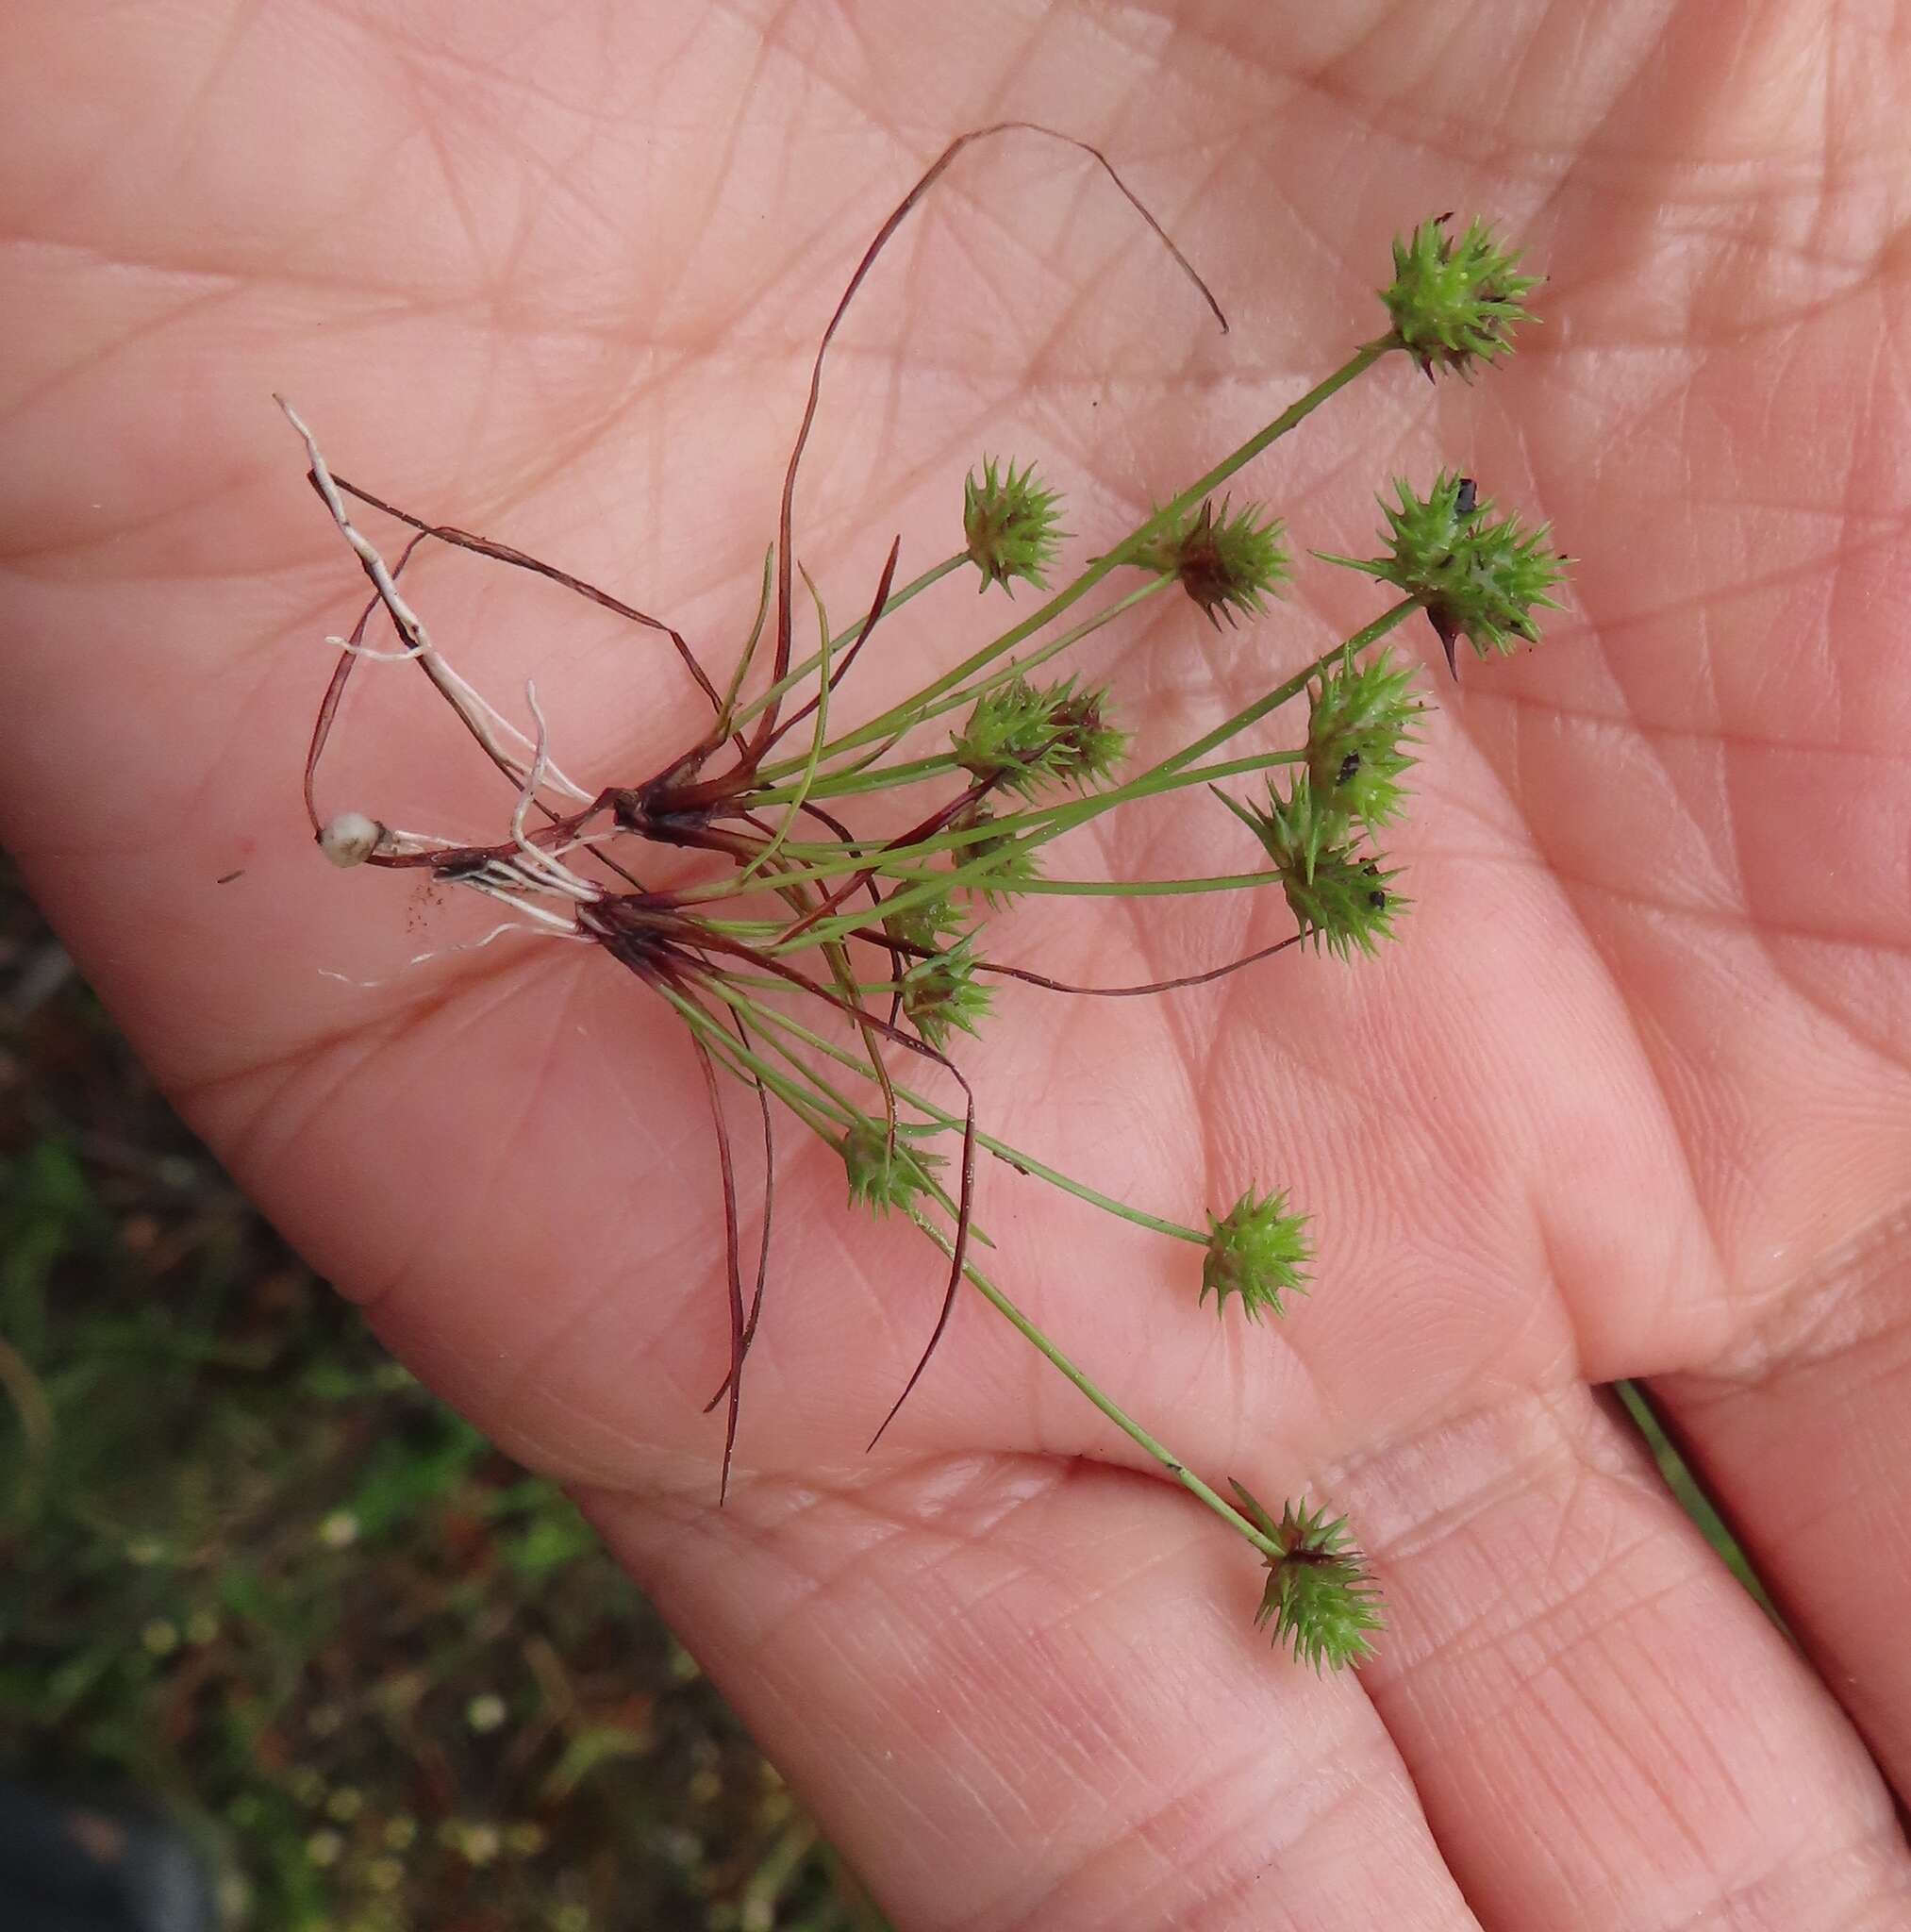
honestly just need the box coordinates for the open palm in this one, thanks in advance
[7,5,1911,1926]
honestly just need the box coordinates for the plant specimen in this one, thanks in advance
[279,125,1568,1674]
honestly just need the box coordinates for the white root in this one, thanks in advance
[318,918,593,990]
[279,395,592,805]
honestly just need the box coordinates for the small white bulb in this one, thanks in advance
[319,811,384,868]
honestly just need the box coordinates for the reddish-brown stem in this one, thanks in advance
[748,122,1225,763]
[702,1004,776,1414]
[974,933,1304,996]
[683,925,980,1441]
[754,535,904,762]
[673,972,750,1505]
[327,473,726,718]
[768,763,1016,943]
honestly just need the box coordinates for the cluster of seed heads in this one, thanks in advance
[291,126,1569,1672]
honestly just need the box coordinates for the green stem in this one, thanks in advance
[732,993,1205,1244]
[977,871,1281,898]
[764,747,1305,851]
[741,606,1417,945]
[685,752,1303,905]
[1144,597,1420,784]
[755,577,1172,788]
[907,1214,1280,1563]
[806,339,1396,766]
[727,555,967,731]
[748,752,961,808]
[657,984,856,1133]
[768,601,1416,927]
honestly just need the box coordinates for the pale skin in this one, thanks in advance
[5,3,1911,1925]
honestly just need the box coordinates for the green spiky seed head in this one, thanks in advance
[880,887,966,958]
[1217,773,1406,960]
[1305,644,1422,834]
[900,936,992,1050]
[1231,1483,1385,1672]
[951,675,1126,797]
[1321,473,1570,675]
[1043,683,1126,788]
[1380,214,1539,379]
[948,805,1046,909]
[963,457,1068,594]
[1202,1188,1313,1321]
[841,1121,945,1218]
[1132,496,1288,627]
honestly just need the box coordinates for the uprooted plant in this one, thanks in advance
[280,124,1569,1673]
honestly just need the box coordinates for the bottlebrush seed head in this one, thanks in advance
[1132,496,1289,627]
[900,936,992,1050]
[1231,1483,1385,1672]
[1322,472,1570,676]
[1304,644,1422,834]
[1219,773,1407,960]
[841,1121,945,1219]
[1202,1188,1313,1321]
[963,456,1069,594]
[951,675,1126,797]
[1380,213,1539,380]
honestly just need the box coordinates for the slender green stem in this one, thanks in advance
[748,752,961,808]
[981,871,1281,898]
[1144,596,1420,785]
[759,747,1305,852]
[676,754,1297,902]
[734,607,1416,941]
[657,983,856,1133]
[733,568,833,885]
[732,992,1205,1244]
[907,1214,1280,1562]
[761,591,1404,946]
[928,575,1176,720]
[727,555,967,731]
[989,749,1303,831]
[805,339,1396,767]
[716,545,775,724]
[755,577,1172,788]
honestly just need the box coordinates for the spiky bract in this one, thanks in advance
[1132,496,1288,627]
[841,1121,945,1219]
[1304,644,1421,834]
[1381,214,1538,379]
[1202,1188,1313,1321]
[899,936,992,1050]
[963,457,1068,594]
[1322,472,1570,675]
[951,676,1126,797]
[1230,1484,1385,1671]
[1218,774,1405,959]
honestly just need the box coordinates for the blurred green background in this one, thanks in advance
[0,862,885,1932]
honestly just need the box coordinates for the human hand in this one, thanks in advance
[6,6,1910,1925]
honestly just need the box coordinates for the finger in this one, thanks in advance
[591,1457,1486,1932]
[1340,1380,1911,1930]
[1642,1265,1911,1804]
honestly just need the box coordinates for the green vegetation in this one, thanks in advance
[0,869,885,1931]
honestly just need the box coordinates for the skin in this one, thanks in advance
[5,3,1910,1925]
